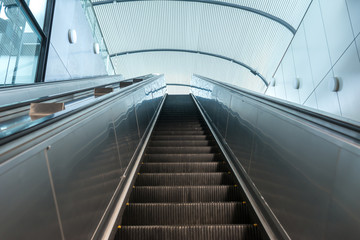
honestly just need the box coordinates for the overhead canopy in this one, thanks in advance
[92,0,311,92]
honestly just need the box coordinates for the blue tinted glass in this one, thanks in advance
[0,1,42,85]
[26,0,47,28]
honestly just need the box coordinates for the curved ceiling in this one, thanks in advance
[93,0,297,34]
[92,0,311,93]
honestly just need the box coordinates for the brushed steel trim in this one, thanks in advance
[96,94,168,240]
[191,93,290,240]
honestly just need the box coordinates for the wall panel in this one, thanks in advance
[333,43,360,121]
[45,0,108,81]
[267,0,360,123]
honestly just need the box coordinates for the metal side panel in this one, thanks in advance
[324,148,360,240]
[134,88,151,138]
[46,107,121,240]
[134,83,165,138]
[0,151,62,240]
[213,87,231,138]
[111,95,139,172]
[248,104,339,240]
[99,93,168,240]
[226,95,257,174]
[0,75,167,240]
[191,75,360,240]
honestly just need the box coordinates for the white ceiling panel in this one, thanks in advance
[111,51,266,93]
[93,0,311,92]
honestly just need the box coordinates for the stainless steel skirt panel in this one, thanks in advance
[134,81,166,137]
[324,148,360,240]
[111,95,140,172]
[249,106,339,240]
[0,151,63,240]
[191,75,360,240]
[47,107,121,240]
[226,95,257,174]
[0,75,166,239]
[211,86,231,138]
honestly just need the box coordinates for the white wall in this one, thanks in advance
[266,0,360,123]
[45,0,108,82]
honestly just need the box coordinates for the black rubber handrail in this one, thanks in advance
[0,74,153,111]
[0,74,165,146]
[192,74,360,141]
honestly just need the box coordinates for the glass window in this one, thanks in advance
[26,0,47,28]
[0,1,42,86]
[80,0,115,75]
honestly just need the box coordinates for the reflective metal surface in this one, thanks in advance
[191,75,360,240]
[0,74,156,143]
[111,95,139,172]
[47,107,120,239]
[0,151,62,240]
[0,75,124,107]
[226,95,257,173]
[0,74,166,239]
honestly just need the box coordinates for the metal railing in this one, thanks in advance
[191,74,360,240]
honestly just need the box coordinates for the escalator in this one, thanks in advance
[116,95,265,240]
[2,74,358,240]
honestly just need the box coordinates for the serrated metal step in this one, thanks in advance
[117,225,261,240]
[140,162,227,173]
[135,173,234,186]
[129,186,242,203]
[122,202,249,225]
[144,153,223,162]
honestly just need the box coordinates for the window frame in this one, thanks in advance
[14,0,56,83]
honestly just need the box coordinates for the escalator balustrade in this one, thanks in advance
[116,95,263,240]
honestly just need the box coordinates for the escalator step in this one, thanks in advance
[151,135,212,141]
[121,202,249,225]
[140,162,228,173]
[146,146,219,154]
[129,186,242,203]
[152,130,208,135]
[144,153,223,162]
[158,115,201,118]
[158,117,201,119]
[135,173,234,186]
[118,225,261,240]
[156,120,204,124]
[157,118,202,122]
[148,140,216,147]
[155,123,203,127]
[154,127,205,131]
[116,95,264,240]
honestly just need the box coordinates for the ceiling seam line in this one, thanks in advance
[92,0,296,34]
[110,48,269,86]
